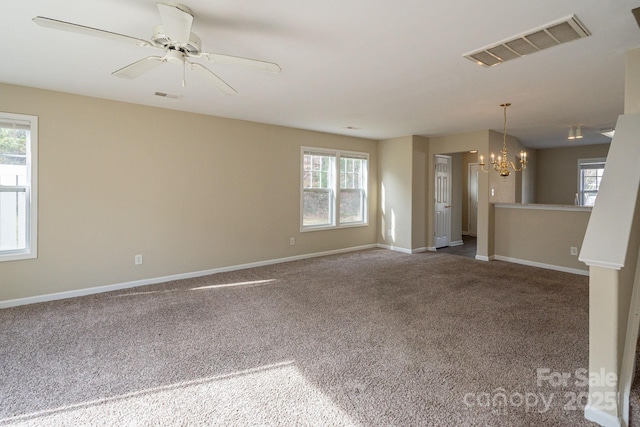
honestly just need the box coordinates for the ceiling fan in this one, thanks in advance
[33,3,281,94]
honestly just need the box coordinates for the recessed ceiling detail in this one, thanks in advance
[464,15,590,67]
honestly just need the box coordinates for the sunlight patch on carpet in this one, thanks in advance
[191,279,277,290]
[2,361,357,426]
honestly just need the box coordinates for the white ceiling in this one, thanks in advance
[2,0,640,148]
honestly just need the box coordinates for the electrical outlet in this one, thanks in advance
[135,254,143,265]
[290,237,295,246]
[570,247,578,256]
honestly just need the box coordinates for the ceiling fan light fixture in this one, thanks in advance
[575,125,583,139]
[568,127,575,140]
[152,25,201,54]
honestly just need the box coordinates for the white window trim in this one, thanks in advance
[0,112,38,262]
[577,157,606,207]
[300,146,369,232]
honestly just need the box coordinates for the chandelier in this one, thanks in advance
[479,103,527,177]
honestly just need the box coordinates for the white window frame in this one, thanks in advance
[301,147,368,232]
[0,112,38,262]
[577,157,606,207]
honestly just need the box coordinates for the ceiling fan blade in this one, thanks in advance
[188,63,237,95]
[199,52,281,74]
[157,3,193,45]
[112,56,165,79]
[33,16,152,47]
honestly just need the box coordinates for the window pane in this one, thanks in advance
[0,127,27,186]
[0,114,36,261]
[340,189,364,223]
[584,176,597,191]
[339,156,366,224]
[0,127,27,164]
[0,190,26,250]
[578,159,605,207]
[340,157,366,189]
[303,189,332,226]
[0,127,28,251]
[303,152,335,228]
[303,153,333,189]
[583,192,597,207]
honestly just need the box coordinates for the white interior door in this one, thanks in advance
[435,155,452,248]
[468,163,479,236]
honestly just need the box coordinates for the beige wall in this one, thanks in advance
[461,152,476,235]
[625,46,640,114]
[535,143,610,205]
[450,153,463,243]
[494,206,591,273]
[0,83,378,302]
[411,136,429,250]
[522,148,536,204]
[377,135,430,252]
[488,130,529,204]
[378,136,413,251]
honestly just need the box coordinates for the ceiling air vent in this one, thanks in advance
[464,15,590,67]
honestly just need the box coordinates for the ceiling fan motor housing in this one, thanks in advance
[151,24,201,54]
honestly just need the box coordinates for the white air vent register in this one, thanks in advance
[464,15,590,67]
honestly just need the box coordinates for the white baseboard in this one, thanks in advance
[376,243,412,254]
[475,254,494,262]
[0,244,378,309]
[493,255,589,276]
[449,240,464,247]
[584,405,620,427]
[411,247,428,254]
[427,246,437,252]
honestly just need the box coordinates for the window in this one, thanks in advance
[301,148,368,230]
[578,158,605,207]
[0,113,37,261]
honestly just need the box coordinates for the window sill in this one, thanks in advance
[301,222,369,232]
[0,250,37,263]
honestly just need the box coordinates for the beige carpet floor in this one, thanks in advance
[0,249,595,426]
